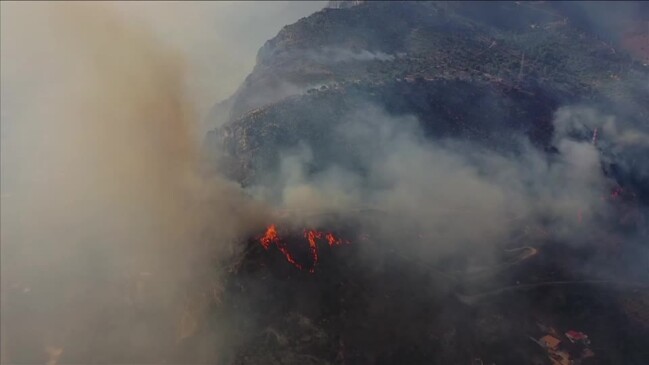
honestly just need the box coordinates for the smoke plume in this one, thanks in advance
[259,102,626,265]
[2,2,647,363]
[1,2,270,363]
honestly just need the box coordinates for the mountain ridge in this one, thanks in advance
[206,1,648,190]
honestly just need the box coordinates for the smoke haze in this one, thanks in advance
[111,1,326,127]
[0,1,316,363]
[2,1,648,364]
[263,103,615,259]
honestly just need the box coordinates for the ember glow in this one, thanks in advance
[259,225,349,272]
[260,224,279,249]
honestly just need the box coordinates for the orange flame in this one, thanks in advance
[325,232,347,246]
[260,224,279,249]
[258,224,349,273]
[305,230,321,273]
[275,240,305,271]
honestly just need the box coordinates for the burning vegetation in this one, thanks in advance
[259,224,350,273]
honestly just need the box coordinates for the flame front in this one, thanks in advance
[259,225,349,272]
[260,224,279,249]
[305,230,321,273]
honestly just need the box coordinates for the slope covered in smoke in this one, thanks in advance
[2,1,647,364]
[204,2,649,364]
[209,1,647,186]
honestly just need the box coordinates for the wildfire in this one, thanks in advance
[260,224,279,249]
[305,230,321,272]
[258,224,349,272]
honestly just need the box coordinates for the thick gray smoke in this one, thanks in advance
[111,1,327,124]
[260,103,619,265]
[2,2,646,363]
[0,2,277,363]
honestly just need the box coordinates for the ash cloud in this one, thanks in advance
[111,1,327,127]
[0,2,271,363]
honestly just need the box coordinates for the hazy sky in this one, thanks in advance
[1,1,326,119]
[1,1,326,192]
[112,1,327,116]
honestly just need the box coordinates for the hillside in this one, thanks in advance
[198,2,649,364]
[207,1,648,192]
